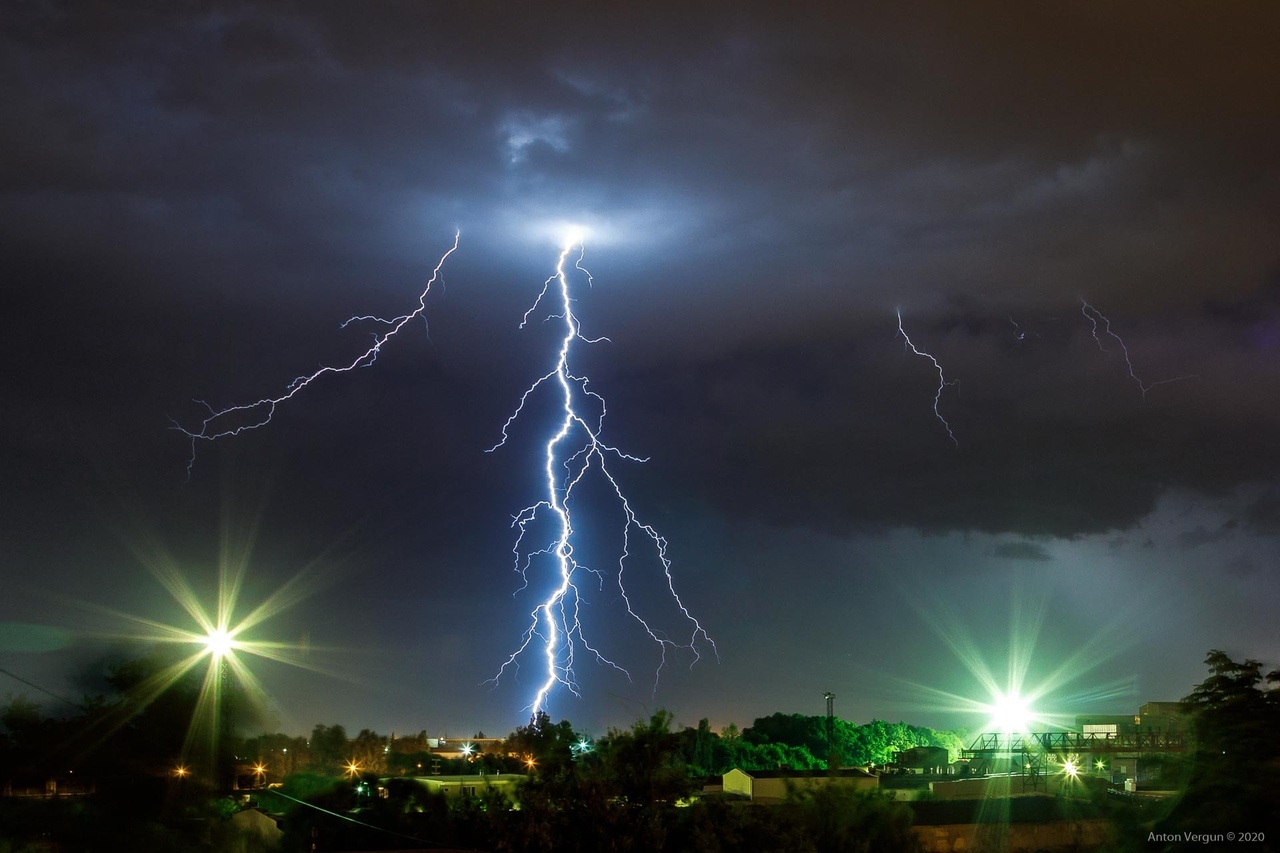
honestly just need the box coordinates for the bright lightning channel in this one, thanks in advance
[896,310,958,446]
[172,233,461,476]
[489,233,715,717]
[1080,299,1196,401]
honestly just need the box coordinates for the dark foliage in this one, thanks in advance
[1151,650,1280,842]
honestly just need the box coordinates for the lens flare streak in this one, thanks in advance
[488,238,715,716]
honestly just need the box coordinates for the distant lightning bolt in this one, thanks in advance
[489,235,714,717]
[173,233,461,475]
[896,309,958,446]
[1009,316,1026,341]
[1080,299,1196,401]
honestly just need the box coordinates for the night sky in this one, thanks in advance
[3,2,1278,741]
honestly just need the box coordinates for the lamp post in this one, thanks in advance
[204,629,238,790]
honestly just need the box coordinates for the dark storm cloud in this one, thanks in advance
[615,304,1279,537]
[4,1,1279,732]
[1178,521,1239,549]
[990,542,1053,562]
[1243,489,1280,536]
[4,0,1279,536]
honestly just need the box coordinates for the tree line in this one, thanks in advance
[3,647,1277,851]
[236,711,965,783]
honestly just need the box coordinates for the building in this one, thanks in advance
[1075,701,1185,739]
[1137,702,1187,735]
[405,773,524,802]
[892,745,951,774]
[722,768,878,804]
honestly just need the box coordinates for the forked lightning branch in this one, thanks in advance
[488,232,715,716]
[175,230,714,717]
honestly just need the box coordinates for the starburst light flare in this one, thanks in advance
[65,526,336,778]
[489,232,715,716]
[874,572,1139,739]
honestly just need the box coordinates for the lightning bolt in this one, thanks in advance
[172,233,461,475]
[489,235,715,717]
[1009,316,1026,341]
[1080,299,1196,401]
[896,309,959,446]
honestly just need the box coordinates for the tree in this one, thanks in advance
[239,732,309,779]
[745,713,828,758]
[779,785,919,853]
[1155,649,1280,835]
[309,723,349,772]
[349,728,388,774]
[503,711,579,775]
[597,710,695,807]
[676,718,718,776]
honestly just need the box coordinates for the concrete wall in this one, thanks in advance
[913,819,1113,853]
[411,774,522,801]
[721,769,878,801]
[753,774,878,801]
[931,776,1018,801]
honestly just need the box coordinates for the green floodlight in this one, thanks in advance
[203,627,237,659]
[988,691,1032,734]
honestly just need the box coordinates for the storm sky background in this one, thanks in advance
[3,1,1278,740]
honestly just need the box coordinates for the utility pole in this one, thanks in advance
[823,691,836,768]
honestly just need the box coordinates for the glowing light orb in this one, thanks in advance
[561,223,590,246]
[1063,760,1078,777]
[203,627,238,659]
[988,691,1033,734]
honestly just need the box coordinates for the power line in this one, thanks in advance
[0,666,85,711]
[263,787,481,851]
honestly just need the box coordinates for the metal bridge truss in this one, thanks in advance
[963,730,1187,760]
